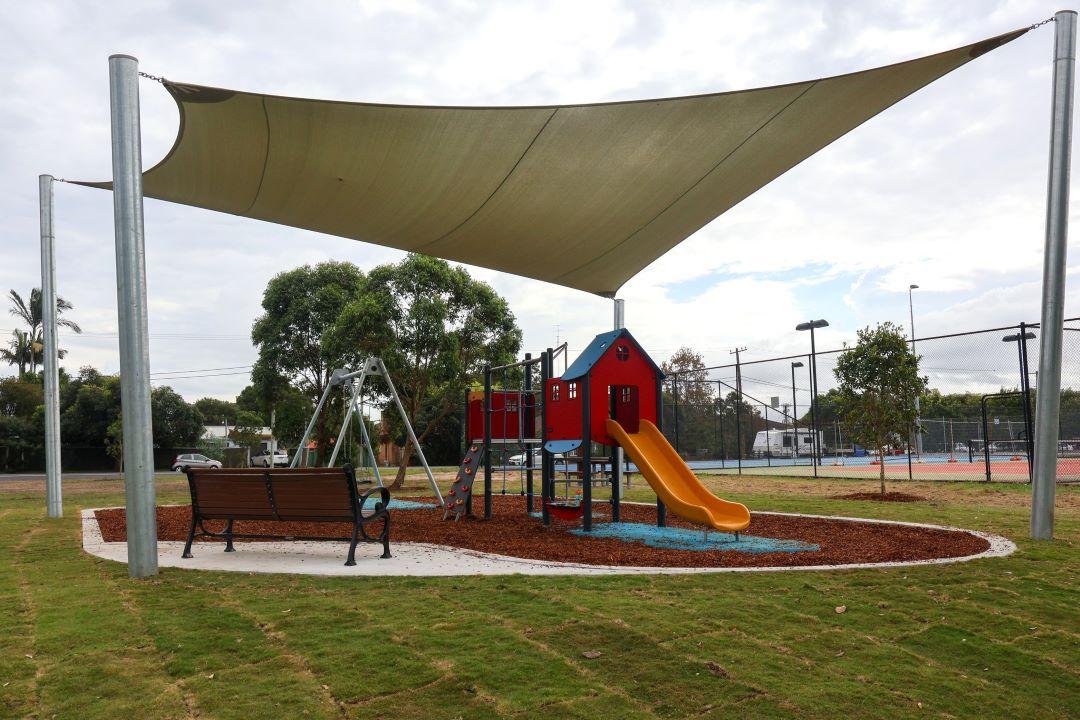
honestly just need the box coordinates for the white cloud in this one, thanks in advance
[0,0,1067,400]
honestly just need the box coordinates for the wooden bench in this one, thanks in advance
[183,464,391,565]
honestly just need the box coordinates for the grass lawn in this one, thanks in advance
[0,472,1076,719]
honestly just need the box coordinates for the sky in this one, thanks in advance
[0,0,1075,408]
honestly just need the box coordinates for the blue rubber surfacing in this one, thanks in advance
[570,522,818,554]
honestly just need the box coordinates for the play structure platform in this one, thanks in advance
[607,418,750,533]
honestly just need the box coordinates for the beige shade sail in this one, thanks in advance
[77,28,1027,296]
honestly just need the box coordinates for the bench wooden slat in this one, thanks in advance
[183,465,391,565]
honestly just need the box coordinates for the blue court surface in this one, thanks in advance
[570,522,818,554]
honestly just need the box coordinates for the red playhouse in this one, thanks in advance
[447,329,750,536]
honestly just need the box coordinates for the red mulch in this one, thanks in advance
[834,492,928,503]
[94,495,988,569]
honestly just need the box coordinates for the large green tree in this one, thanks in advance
[151,387,205,448]
[330,254,520,489]
[251,262,367,462]
[193,397,239,425]
[833,322,928,493]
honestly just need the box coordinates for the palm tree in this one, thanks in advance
[0,330,33,379]
[7,289,81,375]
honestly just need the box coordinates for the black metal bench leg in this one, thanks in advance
[224,520,235,552]
[345,523,359,566]
[380,515,391,559]
[182,513,197,559]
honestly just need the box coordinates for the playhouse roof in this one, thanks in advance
[75,28,1026,296]
[562,328,665,381]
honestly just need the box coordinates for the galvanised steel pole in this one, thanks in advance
[40,174,63,518]
[1033,11,1076,540]
[108,55,157,577]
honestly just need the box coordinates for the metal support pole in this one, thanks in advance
[375,358,443,505]
[1033,10,1076,540]
[541,348,552,526]
[290,371,342,467]
[1019,324,1035,480]
[108,55,157,578]
[672,374,680,455]
[524,352,534,512]
[790,363,799,466]
[39,174,62,518]
[612,299,624,513]
[582,373,592,532]
[655,374,666,527]
[809,340,820,477]
[982,397,992,483]
[483,365,493,519]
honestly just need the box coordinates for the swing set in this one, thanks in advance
[291,357,445,507]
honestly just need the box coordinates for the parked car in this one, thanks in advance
[171,453,222,472]
[251,448,290,468]
[508,449,563,465]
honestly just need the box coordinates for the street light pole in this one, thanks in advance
[1004,326,1038,482]
[909,284,923,457]
[791,361,804,464]
[796,320,829,477]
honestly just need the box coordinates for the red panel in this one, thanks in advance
[544,378,582,441]
[586,342,659,445]
[466,390,523,441]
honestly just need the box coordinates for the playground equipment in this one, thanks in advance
[291,357,444,507]
[452,328,750,534]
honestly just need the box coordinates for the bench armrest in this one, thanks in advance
[358,486,391,518]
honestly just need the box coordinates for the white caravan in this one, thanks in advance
[751,428,821,458]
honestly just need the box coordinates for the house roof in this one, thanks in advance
[561,328,665,381]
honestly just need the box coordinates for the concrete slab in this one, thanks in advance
[81,506,1016,577]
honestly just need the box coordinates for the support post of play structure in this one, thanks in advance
[612,298,625,521]
[582,372,592,531]
[654,373,666,527]
[483,364,493,519]
[1033,9,1076,540]
[39,174,63,519]
[541,348,552,527]
[524,352,534,513]
[291,369,343,467]
[108,54,157,578]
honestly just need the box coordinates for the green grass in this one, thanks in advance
[0,475,1076,719]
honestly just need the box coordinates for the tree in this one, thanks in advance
[1,330,33,379]
[661,347,718,457]
[7,289,82,375]
[151,386,204,448]
[193,397,238,425]
[330,254,520,489]
[252,262,366,462]
[833,322,928,493]
[230,410,265,450]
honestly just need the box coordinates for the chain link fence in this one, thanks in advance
[662,318,1080,483]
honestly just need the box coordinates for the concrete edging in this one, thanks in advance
[81,503,1017,577]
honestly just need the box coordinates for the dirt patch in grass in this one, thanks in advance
[94,495,990,569]
[833,492,928,503]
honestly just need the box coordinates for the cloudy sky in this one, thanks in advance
[0,0,1073,405]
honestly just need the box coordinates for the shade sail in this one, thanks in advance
[78,28,1026,296]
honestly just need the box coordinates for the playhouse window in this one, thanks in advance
[506,400,518,412]
[568,382,578,399]
[615,344,630,361]
[551,385,560,401]
[620,387,632,403]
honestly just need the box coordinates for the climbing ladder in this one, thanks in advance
[443,443,485,520]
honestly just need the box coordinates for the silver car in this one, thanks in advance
[172,453,222,472]
[251,449,290,468]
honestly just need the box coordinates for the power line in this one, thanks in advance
[150,364,252,376]
[150,370,253,381]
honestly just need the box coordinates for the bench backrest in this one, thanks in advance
[188,467,359,522]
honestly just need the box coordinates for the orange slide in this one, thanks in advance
[607,418,751,533]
